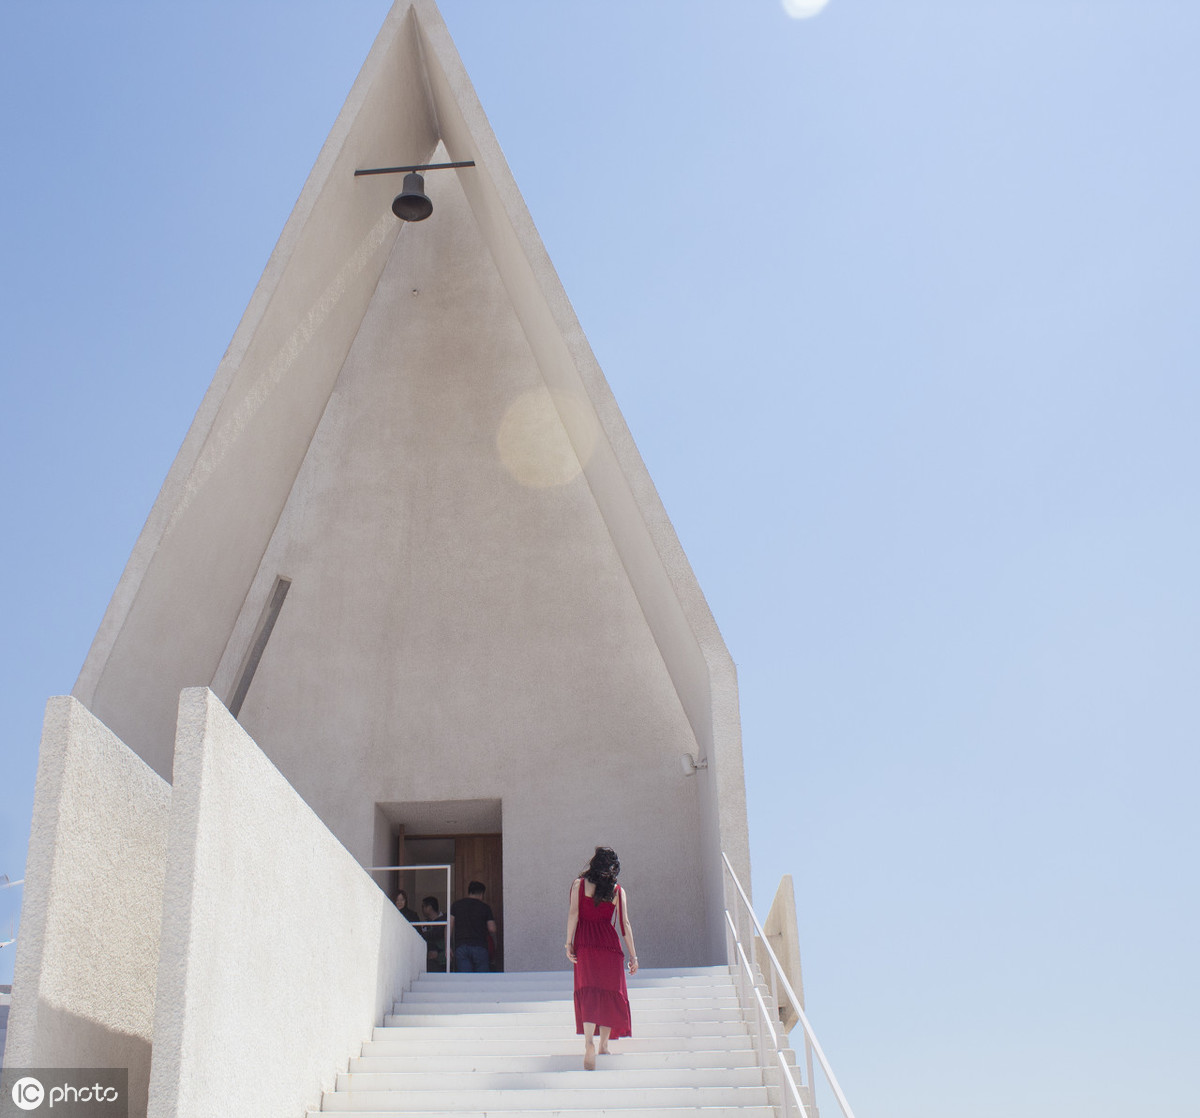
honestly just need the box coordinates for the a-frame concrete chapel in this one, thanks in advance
[6,4,833,1118]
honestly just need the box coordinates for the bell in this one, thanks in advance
[391,172,433,222]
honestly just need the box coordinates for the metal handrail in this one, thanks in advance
[722,851,856,1118]
[727,914,772,1057]
[758,989,815,1118]
[369,863,452,973]
[778,1051,812,1118]
[725,911,809,1118]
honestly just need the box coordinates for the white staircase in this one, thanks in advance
[309,966,784,1117]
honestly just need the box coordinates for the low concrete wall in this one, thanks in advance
[147,688,426,1118]
[763,875,805,1032]
[5,697,170,1118]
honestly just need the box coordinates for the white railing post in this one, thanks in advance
[726,912,752,1032]
[779,1050,811,1118]
[804,1031,816,1112]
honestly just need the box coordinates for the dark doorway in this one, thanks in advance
[399,832,504,971]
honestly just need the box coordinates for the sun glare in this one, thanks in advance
[782,0,830,18]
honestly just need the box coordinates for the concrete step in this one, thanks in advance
[349,1050,760,1073]
[397,988,739,1005]
[399,987,737,1003]
[406,979,737,992]
[322,965,771,1118]
[409,971,733,992]
[396,992,739,1005]
[391,998,739,1017]
[311,1110,774,1118]
[398,986,738,1001]
[318,1085,770,1112]
[384,1005,741,1027]
[372,1020,750,1042]
[335,1067,765,1091]
[361,1035,754,1057]
[414,966,730,981]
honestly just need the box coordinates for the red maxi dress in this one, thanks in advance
[572,880,632,1039]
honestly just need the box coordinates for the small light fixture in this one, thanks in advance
[680,753,709,776]
[354,159,477,223]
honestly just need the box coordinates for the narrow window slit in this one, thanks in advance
[229,576,291,718]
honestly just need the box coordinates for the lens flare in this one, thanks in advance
[497,387,598,488]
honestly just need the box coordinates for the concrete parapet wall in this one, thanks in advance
[147,688,426,1118]
[5,697,170,1118]
[762,874,805,1033]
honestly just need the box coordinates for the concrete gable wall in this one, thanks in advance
[211,166,709,971]
[64,0,749,970]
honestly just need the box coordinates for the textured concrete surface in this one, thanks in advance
[5,698,169,1117]
[147,689,426,1118]
[763,874,806,1033]
[210,139,712,972]
[0,987,10,1066]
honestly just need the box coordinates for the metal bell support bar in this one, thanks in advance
[353,160,476,223]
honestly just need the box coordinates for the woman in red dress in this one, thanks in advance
[565,847,639,1070]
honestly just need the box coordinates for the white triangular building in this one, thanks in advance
[78,0,749,956]
[5,5,837,1118]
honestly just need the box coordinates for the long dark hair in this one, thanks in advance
[581,846,620,903]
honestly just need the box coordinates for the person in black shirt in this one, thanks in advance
[420,896,448,971]
[449,881,496,972]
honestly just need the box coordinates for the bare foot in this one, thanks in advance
[584,1042,596,1071]
[598,1041,610,1055]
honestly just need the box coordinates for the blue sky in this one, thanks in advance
[2,4,1197,1116]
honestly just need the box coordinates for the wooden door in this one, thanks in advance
[453,834,503,971]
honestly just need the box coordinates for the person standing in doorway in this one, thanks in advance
[420,896,448,972]
[394,889,418,923]
[449,881,496,972]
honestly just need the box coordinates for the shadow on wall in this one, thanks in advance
[377,902,423,1030]
[1,999,150,1116]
